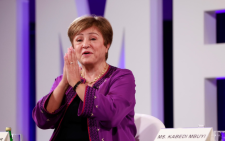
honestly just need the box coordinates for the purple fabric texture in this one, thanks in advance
[32,65,137,141]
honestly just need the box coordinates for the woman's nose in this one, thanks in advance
[82,38,90,48]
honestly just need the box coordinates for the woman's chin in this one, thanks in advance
[80,60,95,66]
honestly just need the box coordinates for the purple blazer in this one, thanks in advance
[32,65,137,141]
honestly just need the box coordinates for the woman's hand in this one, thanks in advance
[64,47,81,87]
[61,57,68,86]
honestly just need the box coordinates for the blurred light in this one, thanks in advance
[216,9,225,14]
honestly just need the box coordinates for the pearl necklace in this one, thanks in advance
[81,64,109,84]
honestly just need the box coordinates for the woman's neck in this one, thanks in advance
[81,62,108,83]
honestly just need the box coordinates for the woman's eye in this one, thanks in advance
[91,38,96,40]
[77,39,82,42]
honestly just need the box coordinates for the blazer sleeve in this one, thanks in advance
[77,69,136,128]
[32,75,67,129]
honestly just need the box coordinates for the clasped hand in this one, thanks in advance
[62,46,81,87]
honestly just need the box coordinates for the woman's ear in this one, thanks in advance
[105,44,110,53]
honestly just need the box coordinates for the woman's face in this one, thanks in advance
[73,26,109,66]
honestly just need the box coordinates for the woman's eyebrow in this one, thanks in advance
[89,32,99,36]
[76,32,99,36]
[76,33,83,36]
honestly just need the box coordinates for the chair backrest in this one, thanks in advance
[134,113,165,141]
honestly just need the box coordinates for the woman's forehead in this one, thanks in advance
[77,26,101,36]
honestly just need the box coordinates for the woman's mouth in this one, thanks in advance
[82,51,92,56]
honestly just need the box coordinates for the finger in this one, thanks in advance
[64,53,67,63]
[72,48,76,62]
[74,58,79,69]
[67,48,72,62]
[68,48,72,63]
[71,48,78,70]
[64,53,69,68]
[63,53,67,70]
[70,48,75,63]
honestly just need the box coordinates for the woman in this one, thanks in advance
[32,15,137,141]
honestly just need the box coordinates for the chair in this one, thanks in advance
[134,113,165,141]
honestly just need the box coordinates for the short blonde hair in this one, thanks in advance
[68,15,113,60]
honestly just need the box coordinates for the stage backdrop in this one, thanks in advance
[0,0,17,136]
[174,0,225,130]
[0,0,163,140]
[0,0,30,141]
